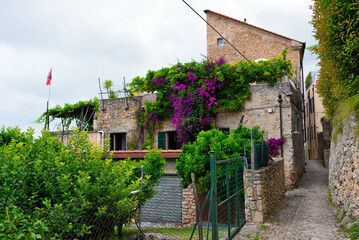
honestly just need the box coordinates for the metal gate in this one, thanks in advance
[190,151,246,240]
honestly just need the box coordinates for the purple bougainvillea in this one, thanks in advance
[268,137,286,156]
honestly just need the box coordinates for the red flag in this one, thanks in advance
[46,68,52,85]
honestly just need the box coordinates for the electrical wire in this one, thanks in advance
[181,0,304,111]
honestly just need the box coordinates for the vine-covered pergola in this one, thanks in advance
[37,98,99,133]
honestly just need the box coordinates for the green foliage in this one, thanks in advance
[305,72,312,89]
[37,98,99,131]
[0,126,34,147]
[0,127,165,239]
[103,80,118,99]
[331,95,359,143]
[176,124,263,194]
[128,51,292,146]
[311,0,359,118]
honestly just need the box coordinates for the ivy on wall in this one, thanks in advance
[128,51,293,147]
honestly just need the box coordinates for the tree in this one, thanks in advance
[0,127,165,239]
[311,0,359,118]
[103,80,118,99]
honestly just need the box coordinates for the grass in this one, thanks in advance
[123,226,227,239]
[331,94,359,143]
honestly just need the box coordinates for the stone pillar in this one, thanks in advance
[244,159,285,223]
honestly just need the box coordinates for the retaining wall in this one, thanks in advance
[244,158,285,223]
[329,115,359,217]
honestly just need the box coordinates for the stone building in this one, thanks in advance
[205,10,305,90]
[304,79,327,162]
[205,10,306,189]
[87,10,308,225]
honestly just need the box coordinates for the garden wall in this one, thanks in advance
[244,158,285,223]
[329,115,359,217]
[216,83,305,190]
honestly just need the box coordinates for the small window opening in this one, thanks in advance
[167,131,179,150]
[217,38,224,46]
[110,133,127,150]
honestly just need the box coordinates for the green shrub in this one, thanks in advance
[0,128,165,239]
[176,124,263,194]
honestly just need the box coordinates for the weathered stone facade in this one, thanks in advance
[94,93,156,149]
[205,10,305,89]
[329,115,359,217]
[217,82,305,189]
[244,158,285,223]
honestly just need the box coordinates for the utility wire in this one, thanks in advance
[181,0,303,111]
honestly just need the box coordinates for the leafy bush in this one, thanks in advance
[0,126,34,147]
[0,128,165,239]
[176,125,263,194]
[311,0,359,118]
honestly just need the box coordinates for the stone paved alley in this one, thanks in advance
[234,160,347,239]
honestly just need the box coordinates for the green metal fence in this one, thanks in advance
[192,151,245,240]
[189,152,247,240]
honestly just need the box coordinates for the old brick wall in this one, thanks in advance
[244,158,285,223]
[329,115,359,217]
[205,10,304,89]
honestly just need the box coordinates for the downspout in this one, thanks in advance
[98,131,104,149]
[278,95,283,158]
[301,43,306,143]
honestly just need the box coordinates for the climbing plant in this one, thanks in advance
[37,98,99,131]
[128,50,293,147]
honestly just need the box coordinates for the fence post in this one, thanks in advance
[210,151,218,240]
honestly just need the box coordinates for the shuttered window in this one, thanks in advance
[158,132,167,150]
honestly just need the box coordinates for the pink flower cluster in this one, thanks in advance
[268,137,286,156]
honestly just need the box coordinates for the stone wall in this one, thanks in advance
[329,115,359,217]
[216,83,305,190]
[205,10,304,89]
[244,158,285,223]
[182,186,196,227]
[51,131,102,146]
[94,93,156,149]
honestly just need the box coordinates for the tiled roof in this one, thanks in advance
[204,10,304,44]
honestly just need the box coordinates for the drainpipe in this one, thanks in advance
[278,95,283,158]
[98,131,104,149]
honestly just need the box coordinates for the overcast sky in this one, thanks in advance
[0,0,318,135]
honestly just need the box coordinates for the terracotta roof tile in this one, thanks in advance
[204,10,304,44]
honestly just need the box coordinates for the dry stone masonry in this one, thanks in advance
[329,114,359,218]
[244,158,285,223]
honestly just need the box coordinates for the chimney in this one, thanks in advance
[244,18,247,23]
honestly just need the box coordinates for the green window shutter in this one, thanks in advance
[158,132,166,150]
[175,131,179,149]
[110,133,114,151]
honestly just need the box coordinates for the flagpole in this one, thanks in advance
[45,68,52,130]
[46,84,51,130]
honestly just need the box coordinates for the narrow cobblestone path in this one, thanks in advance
[234,160,347,239]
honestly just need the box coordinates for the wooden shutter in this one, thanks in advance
[110,133,114,150]
[158,132,166,150]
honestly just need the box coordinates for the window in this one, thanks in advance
[306,102,309,115]
[158,131,180,150]
[217,38,224,46]
[110,133,127,150]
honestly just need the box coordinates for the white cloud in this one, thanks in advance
[0,0,318,134]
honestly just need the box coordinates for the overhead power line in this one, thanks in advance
[181,0,303,111]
